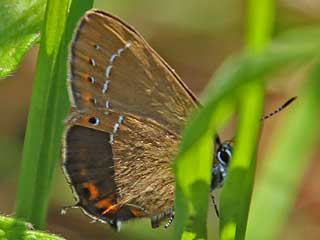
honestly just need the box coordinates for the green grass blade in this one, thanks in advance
[0,215,65,240]
[246,0,274,50]
[15,0,93,229]
[15,0,71,228]
[173,26,319,240]
[0,0,46,79]
[246,62,320,240]
[175,133,213,240]
[220,83,264,240]
[220,1,274,240]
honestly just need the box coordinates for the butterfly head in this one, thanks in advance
[211,137,233,191]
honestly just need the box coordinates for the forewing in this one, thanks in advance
[69,10,198,134]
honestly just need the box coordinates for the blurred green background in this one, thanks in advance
[1,0,320,239]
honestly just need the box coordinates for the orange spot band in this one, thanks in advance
[83,182,99,200]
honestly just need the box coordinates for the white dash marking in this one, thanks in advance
[117,48,124,55]
[88,76,95,84]
[90,98,97,105]
[113,123,120,133]
[102,41,132,94]
[118,115,124,124]
[109,134,114,144]
[109,115,125,144]
[105,65,113,78]
[110,54,117,64]
[102,80,110,94]
[125,42,132,48]
[89,58,96,66]
[105,100,110,109]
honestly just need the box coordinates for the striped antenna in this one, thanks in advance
[261,96,297,120]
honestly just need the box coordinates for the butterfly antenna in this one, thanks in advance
[261,96,297,121]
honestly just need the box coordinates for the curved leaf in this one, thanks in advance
[0,0,46,79]
[0,215,64,240]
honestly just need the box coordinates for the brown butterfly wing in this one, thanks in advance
[63,109,177,227]
[63,125,119,225]
[64,9,198,229]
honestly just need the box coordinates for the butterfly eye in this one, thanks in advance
[217,144,232,166]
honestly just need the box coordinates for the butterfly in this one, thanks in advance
[62,9,295,232]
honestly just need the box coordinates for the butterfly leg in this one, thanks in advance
[164,211,175,228]
[123,203,148,215]
[161,194,219,229]
[60,203,80,215]
[151,208,174,228]
[211,194,220,218]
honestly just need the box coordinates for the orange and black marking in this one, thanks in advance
[83,182,99,200]
[63,124,147,231]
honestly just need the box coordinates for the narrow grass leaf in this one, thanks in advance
[15,0,93,229]
[220,1,274,240]
[15,0,71,228]
[220,83,264,240]
[246,62,320,240]
[174,100,234,239]
[174,132,213,239]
